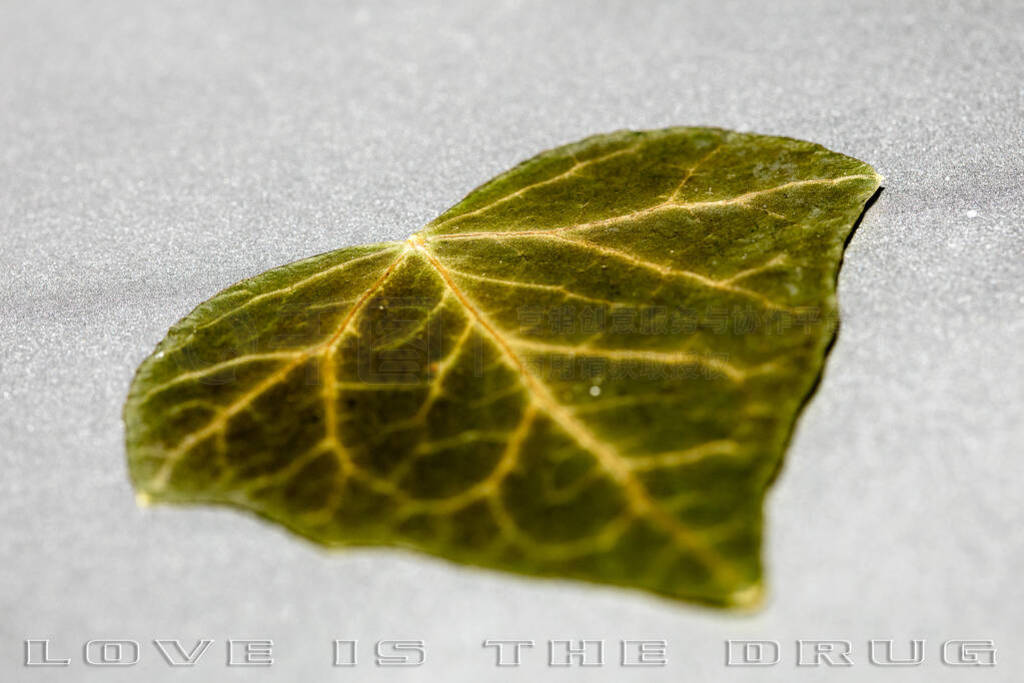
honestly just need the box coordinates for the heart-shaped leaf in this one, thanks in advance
[125,127,880,606]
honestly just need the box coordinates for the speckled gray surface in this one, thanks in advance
[2,0,1022,680]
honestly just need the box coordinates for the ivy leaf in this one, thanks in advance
[125,127,881,606]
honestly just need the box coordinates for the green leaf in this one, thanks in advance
[125,127,881,606]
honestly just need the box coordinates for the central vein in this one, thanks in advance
[409,236,743,592]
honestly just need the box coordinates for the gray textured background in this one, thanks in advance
[2,0,1022,680]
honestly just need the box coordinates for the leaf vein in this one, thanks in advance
[429,143,643,230]
[409,236,742,587]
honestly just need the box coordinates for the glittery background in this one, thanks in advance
[1,1,1021,680]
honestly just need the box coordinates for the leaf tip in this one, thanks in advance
[135,491,153,508]
[726,582,765,610]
